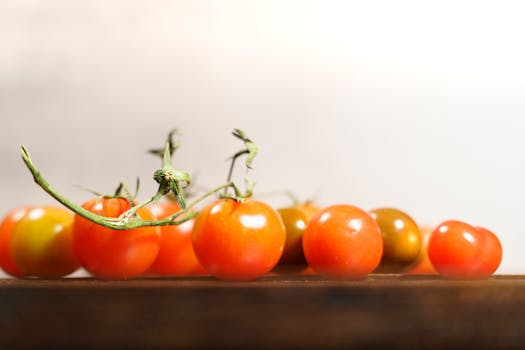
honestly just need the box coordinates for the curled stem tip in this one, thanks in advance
[222,129,259,201]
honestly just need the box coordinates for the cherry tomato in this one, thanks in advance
[192,198,286,281]
[369,208,421,273]
[0,206,30,277]
[404,226,438,275]
[72,198,161,280]
[303,204,383,279]
[11,206,79,278]
[145,201,205,276]
[275,203,320,273]
[428,220,502,278]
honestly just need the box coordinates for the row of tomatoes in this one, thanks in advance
[0,196,502,280]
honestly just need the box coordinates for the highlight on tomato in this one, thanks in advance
[10,206,79,278]
[369,207,421,273]
[192,198,286,281]
[303,204,383,279]
[0,206,31,277]
[145,201,205,276]
[428,220,502,278]
[72,197,161,280]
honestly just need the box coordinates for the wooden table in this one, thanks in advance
[1,274,524,349]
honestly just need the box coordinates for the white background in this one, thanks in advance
[1,0,524,275]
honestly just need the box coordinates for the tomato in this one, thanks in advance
[192,198,286,281]
[404,226,438,275]
[274,203,320,273]
[11,206,79,278]
[145,201,205,276]
[303,204,383,279]
[369,208,421,273]
[276,207,309,267]
[72,198,161,280]
[428,220,502,278]
[0,206,30,277]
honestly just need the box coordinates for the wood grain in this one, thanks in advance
[0,274,524,349]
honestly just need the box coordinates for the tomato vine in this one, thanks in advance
[20,129,256,230]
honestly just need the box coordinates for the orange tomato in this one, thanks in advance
[192,198,286,281]
[303,204,383,279]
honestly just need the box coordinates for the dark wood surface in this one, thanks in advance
[1,274,524,349]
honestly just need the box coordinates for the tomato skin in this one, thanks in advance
[0,207,31,277]
[276,207,309,266]
[192,198,286,281]
[303,205,383,279]
[145,202,205,276]
[274,203,320,273]
[11,206,79,278]
[428,220,502,278]
[475,226,503,275]
[404,226,438,275]
[369,208,421,273]
[72,198,160,280]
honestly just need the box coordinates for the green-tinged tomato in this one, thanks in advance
[11,206,79,278]
[370,208,421,273]
[274,203,320,273]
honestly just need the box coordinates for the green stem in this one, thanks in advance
[112,182,234,228]
[117,188,165,221]
[221,129,258,201]
[223,149,249,196]
[21,147,121,227]
[20,146,232,230]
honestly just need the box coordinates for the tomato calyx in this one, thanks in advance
[152,152,191,210]
[21,145,209,230]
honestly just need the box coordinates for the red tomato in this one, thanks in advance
[0,207,30,277]
[72,198,161,280]
[404,226,438,275]
[145,202,205,276]
[428,220,502,278]
[11,206,79,278]
[303,204,383,279]
[192,198,286,281]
